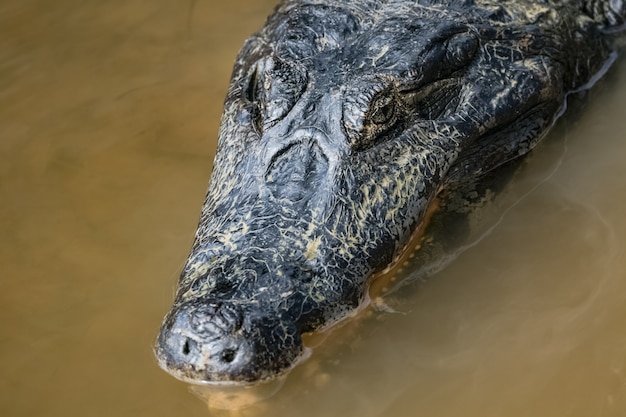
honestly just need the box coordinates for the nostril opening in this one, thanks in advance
[182,339,191,356]
[221,348,236,363]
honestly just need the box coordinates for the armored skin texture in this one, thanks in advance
[155,0,625,384]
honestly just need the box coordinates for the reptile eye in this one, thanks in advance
[342,82,405,152]
[245,66,260,103]
[370,95,397,125]
[443,32,478,70]
[352,90,402,151]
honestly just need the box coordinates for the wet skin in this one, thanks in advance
[155,0,625,384]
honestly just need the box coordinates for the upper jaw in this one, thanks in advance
[155,299,305,384]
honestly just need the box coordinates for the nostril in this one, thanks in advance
[221,348,237,363]
[182,338,196,356]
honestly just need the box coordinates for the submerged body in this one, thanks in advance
[155,0,624,384]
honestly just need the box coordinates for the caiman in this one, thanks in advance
[155,0,625,384]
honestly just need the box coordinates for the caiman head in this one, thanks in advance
[155,1,622,383]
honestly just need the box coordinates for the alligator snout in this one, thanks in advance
[155,302,254,381]
[156,288,305,383]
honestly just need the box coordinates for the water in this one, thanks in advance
[1,1,625,416]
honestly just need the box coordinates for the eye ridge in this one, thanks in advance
[444,32,479,69]
[242,57,308,132]
[400,77,461,120]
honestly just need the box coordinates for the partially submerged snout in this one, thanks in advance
[155,301,304,383]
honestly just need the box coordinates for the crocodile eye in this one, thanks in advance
[245,66,260,103]
[343,88,403,152]
[370,94,397,125]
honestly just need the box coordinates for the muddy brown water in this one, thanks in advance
[1,1,626,416]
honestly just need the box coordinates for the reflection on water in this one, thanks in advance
[1,1,625,416]
[189,377,286,410]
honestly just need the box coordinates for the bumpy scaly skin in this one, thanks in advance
[155,0,624,384]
